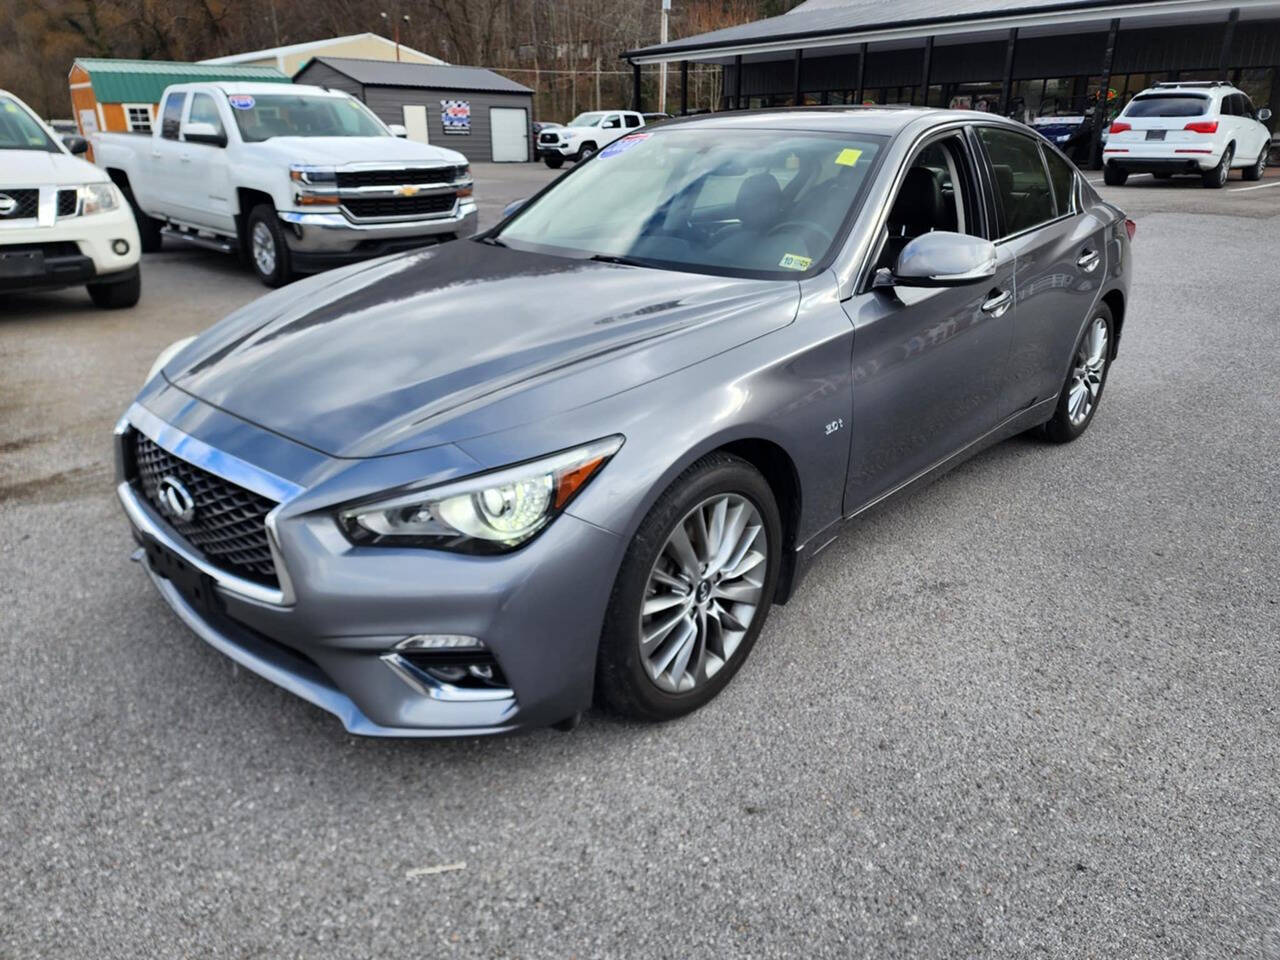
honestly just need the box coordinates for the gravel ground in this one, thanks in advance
[2,164,1278,959]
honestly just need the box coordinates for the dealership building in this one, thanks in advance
[625,0,1280,159]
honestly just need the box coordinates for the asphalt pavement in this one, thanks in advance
[2,162,1278,958]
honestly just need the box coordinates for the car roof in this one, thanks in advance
[656,106,1022,137]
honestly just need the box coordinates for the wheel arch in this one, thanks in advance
[1100,288,1125,359]
[235,187,275,251]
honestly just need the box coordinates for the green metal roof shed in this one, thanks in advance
[71,58,289,104]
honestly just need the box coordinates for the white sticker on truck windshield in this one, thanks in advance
[227,95,256,110]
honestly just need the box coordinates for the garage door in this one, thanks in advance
[490,107,529,162]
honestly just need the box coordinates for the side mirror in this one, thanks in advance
[62,135,89,155]
[388,123,408,138]
[877,231,997,289]
[603,119,621,129]
[182,122,226,147]
[501,198,527,219]
[1258,107,1273,123]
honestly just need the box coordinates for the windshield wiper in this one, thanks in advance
[588,254,650,267]
[477,236,507,247]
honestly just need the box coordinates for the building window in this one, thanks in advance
[124,104,153,133]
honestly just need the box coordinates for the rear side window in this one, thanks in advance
[160,92,187,140]
[978,127,1056,238]
[1125,94,1209,118]
[1043,148,1077,217]
[624,114,641,128]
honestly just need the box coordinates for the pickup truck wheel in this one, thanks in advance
[544,155,564,169]
[577,142,598,162]
[247,205,293,287]
[86,273,141,309]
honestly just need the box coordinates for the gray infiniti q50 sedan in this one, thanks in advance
[115,107,1133,737]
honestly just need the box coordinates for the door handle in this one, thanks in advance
[1077,249,1101,273]
[981,289,1013,317]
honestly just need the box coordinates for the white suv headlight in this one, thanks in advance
[338,436,624,553]
[79,182,122,216]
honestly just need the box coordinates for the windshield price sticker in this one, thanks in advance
[835,148,863,166]
[227,95,256,111]
[601,133,650,158]
[779,253,812,271]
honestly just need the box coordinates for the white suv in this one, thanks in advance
[1103,81,1272,188]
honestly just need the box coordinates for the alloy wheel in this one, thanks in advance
[638,494,767,694]
[1218,148,1232,186]
[251,221,277,277]
[1067,316,1109,426]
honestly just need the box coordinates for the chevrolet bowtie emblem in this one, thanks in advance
[397,185,420,197]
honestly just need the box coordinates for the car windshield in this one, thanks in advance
[0,95,59,152]
[228,93,388,141]
[568,112,606,127]
[1125,94,1209,117]
[496,128,885,279]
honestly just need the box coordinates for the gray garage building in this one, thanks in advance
[624,0,1280,167]
[293,57,535,162]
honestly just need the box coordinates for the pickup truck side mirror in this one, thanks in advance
[182,122,227,148]
[388,123,408,138]
[1258,107,1273,123]
[874,231,997,289]
[61,135,89,155]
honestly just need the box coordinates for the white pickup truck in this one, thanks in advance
[92,82,477,286]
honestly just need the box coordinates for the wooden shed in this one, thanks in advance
[68,58,289,147]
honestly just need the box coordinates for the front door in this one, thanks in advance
[843,131,1017,513]
[489,107,529,162]
[402,104,430,144]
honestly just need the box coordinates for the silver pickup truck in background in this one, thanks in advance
[92,82,477,286]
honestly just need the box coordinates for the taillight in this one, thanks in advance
[1184,120,1219,134]
[1124,218,1136,241]
[1109,121,1131,134]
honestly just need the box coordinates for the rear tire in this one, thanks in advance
[245,204,293,287]
[1040,303,1114,444]
[87,273,140,309]
[1203,145,1233,188]
[595,453,781,722]
[1243,145,1267,181]
[1103,163,1128,186]
[544,155,564,169]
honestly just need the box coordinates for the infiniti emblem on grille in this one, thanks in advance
[0,195,16,217]
[157,475,196,523]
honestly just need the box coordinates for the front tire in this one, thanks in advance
[1203,145,1233,188]
[544,154,564,169]
[577,142,598,162]
[1103,163,1128,186]
[1040,304,1114,443]
[596,453,781,722]
[246,204,293,287]
[86,273,141,309]
[1243,145,1267,181]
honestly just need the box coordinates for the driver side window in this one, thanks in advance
[877,135,976,270]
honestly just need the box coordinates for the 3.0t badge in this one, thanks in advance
[156,475,196,523]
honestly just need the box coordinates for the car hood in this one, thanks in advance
[242,136,467,167]
[3,149,106,187]
[165,241,799,458]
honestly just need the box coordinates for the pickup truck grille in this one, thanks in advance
[342,195,457,220]
[0,189,38,220]
[130,431,280,587]
[539,132,561,144]
[335,166,465,188]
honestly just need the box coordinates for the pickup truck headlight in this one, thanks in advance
[338,436,623,552]
[291,165,339,206]
[79,183,121,215]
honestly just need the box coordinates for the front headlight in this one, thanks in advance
[79,182,121,215]
[338,435,624,552]
[145,335,196,385]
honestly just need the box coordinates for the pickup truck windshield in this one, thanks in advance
[228,94,388,142]
[496,128,885,279]
[0,96,58,152]
[567,113,606,127]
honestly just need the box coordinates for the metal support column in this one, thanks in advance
[631,60,642,112]
[680,61,689,116]
[792,49,804,106]
[1090,18,1121,170]
[1220,7,1240,72]
[918,36,934,106]
[855,42,867,104]
[734,54,744,109]
[1000,28,1019,115]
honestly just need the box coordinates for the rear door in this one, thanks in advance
[976,126,1107,414]
[149,90,188,216]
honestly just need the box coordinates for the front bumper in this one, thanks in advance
[0,202,141,292]
[114,401,625,737]
[277,200,477,270]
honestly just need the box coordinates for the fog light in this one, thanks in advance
[112,239,130,255]
[396,634,484,651]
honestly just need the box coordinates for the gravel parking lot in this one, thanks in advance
[2,161,1279,958]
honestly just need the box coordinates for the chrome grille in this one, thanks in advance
[131,432,279,586]
[0,189,38,220]
[335,166,464,188]
[341,194,457,219]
